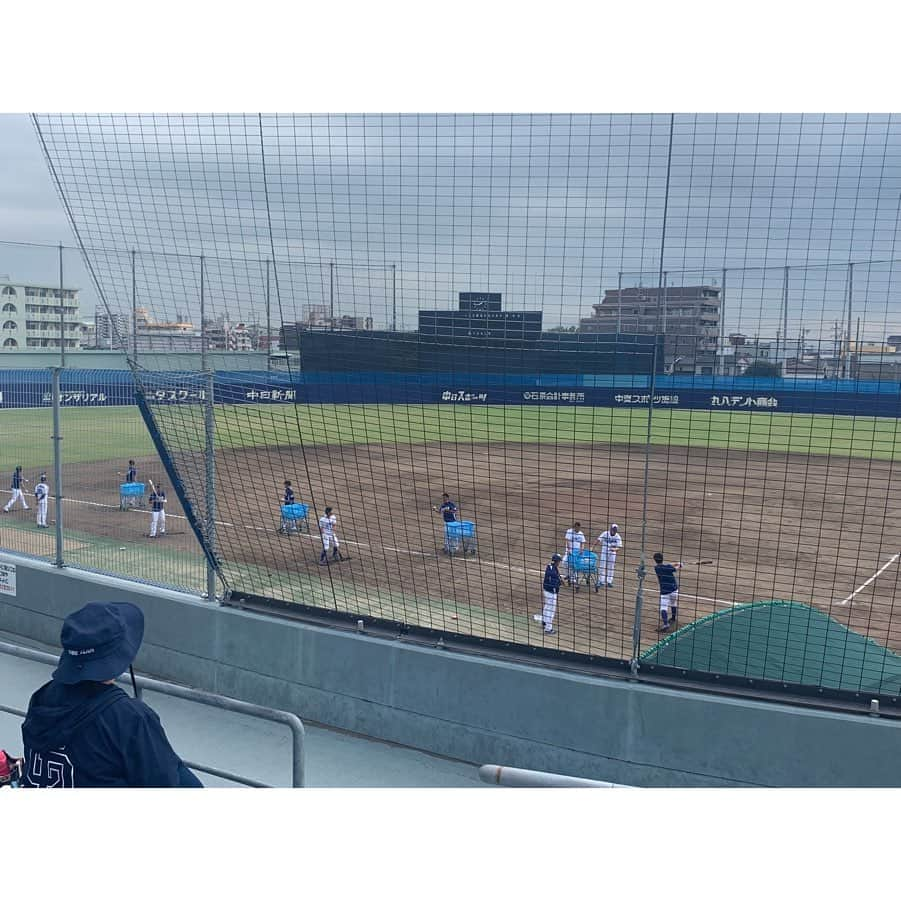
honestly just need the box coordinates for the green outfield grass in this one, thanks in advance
[2,403,901,468]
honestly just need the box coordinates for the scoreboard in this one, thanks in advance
[458,292,503,312]
[418,309,543,339]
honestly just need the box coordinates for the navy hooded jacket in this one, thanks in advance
[20,680,201,788]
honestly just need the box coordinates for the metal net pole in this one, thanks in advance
[51,367,64,567]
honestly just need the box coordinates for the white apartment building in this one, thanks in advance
[1,281,81,351]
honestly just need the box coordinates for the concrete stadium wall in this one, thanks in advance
[0,350,270,370]
[2,551,900,787]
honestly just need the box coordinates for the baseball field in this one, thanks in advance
[2,402,900,662]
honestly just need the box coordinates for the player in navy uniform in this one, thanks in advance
[148,482,167,538]
[434,493,458,522]
[653,552,682,632]
[123,460,140,509]
[533,553,563,635]
[3,465,30,512]
[280,480,297,533]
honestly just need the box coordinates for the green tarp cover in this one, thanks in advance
[640,601,901,695]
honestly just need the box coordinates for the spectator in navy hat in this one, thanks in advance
[20,601,202,788]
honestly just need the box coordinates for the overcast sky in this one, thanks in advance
[0,114,96,314]
[5,113,901,341]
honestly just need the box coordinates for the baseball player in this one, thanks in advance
[533,552,563,635]
[433,493,458,522]
[318,506,343,564]
[563,521,586,584]
[593,523,623,590]
[653,552,682,632]
[34,474,50,528]
[123,459,140,509]
[148,482,167,538]
[2,466,30,513]
[280,480,297,533]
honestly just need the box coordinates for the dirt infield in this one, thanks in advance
[49,438,901,661]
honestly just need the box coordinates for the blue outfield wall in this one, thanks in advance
[0,369,900,417]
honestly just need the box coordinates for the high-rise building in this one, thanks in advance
[0,281,81,352]
[579,285,721,374]
[95,312,132,350]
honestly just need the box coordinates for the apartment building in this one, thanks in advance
[579,285,720,374]
[1,281,81,351]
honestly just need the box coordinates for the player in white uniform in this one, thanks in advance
[563,521,586,584]
[34,474,49,528]
[318,506,343,564]
[593,523,623,590]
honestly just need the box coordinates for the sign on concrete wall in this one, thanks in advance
[0,561,17,596]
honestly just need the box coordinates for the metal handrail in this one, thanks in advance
[0,640,305,787]
[479,764,632,788]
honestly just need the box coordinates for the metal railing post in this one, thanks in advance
[51,367,64,567]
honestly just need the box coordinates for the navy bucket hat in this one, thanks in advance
[52,602,145,685]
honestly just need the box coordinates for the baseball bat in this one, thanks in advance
[686,559,714,566]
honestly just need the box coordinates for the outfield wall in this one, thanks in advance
[1,368,901,416]
[3,551,900,787]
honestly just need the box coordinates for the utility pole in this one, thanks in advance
[329,261,335,326]
[616,270,622,335]
[846,262,854,380]
[391,262,397,331]
[719,268,727,375]
[265,258,271,371]
[199,255,207,372]
[131,249,138,362]
[58,243,65,367]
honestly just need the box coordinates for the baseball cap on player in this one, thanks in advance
[324,506,333,515]
[551,553,563,563]
[610,523,619,531]
[51,602,145,685]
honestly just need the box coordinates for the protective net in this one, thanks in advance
[25,113,901,695]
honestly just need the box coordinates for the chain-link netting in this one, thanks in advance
[4,112,900,699]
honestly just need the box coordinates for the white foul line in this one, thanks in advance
[840,553,901,606]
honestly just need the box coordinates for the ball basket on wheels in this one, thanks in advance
[278,502,310,534]
[567,550,597,590]
[443,520,477,557]
[119,482,146,511]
